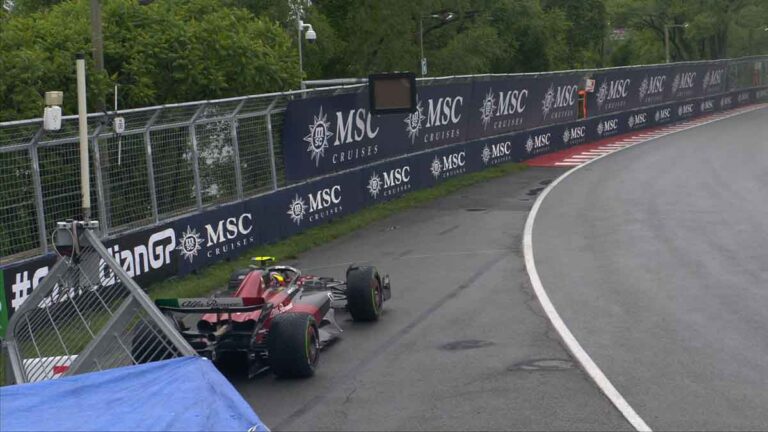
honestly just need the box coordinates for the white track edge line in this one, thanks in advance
[522,103,766,432]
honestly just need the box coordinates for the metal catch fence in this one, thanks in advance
[3,225,195,384]
[1,56,765,265]
[0,85,365,264]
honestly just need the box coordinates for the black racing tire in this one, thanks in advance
[267,313,319,378]
[228,268,252,291]
[346,266,383,322]
[131,316,181,364]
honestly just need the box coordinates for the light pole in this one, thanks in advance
[419,12,456,76]
[664,23,688,63]
[297,19,316,90]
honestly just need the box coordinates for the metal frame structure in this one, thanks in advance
[1,56,766,265]
[3,224,196,384]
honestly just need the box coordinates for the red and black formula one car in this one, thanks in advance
[142,257,391,378]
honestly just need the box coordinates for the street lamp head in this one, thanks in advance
[683,23,689,28]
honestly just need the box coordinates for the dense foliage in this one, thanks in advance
[1,0,767,121]
[0,0,299,120]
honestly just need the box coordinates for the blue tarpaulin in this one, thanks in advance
[0,356,268,432]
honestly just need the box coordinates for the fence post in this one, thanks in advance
[91,124,109,236]
[28,128,48,255]
[231,99,247,200]
[190,105,205,210]
[265,98,280,191]
[145,109,161,223]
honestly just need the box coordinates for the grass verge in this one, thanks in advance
[148,162,527,300]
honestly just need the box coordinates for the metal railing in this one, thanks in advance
[0,85,365,264]
[1,56,766,265]
[3,225,196,384]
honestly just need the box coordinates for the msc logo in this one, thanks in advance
[431,151,466,179]
[672,72,696,96]
[525,132,551,154]
[628,113,647,129]
[703,69,724,90]
[203,213,255,258]
[677,103,694,117]
[205,214,253,246]
[479,88,528,131]
[720,95,733,108]
[597,118,619,136]
[542,83,578,120]
[367,166,411,199]
[177,227,203,263]
[405,95,463,144]
[287,186,343,225]
[304,107,333,166]
[597,78,631,109]
[562,126,586,146]
[756,89,768,99]
[700,99,715,112]
[481,141,513,165]
[738,92,750,103]
[639,75,666,103]
[304,106,379,166]
[654,107,672,123]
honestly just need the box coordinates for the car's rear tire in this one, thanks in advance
[267,313,319,378]
[346,266,383,321]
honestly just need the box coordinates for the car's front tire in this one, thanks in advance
[346,266,383,321]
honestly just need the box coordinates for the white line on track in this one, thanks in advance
[523,103,766,432]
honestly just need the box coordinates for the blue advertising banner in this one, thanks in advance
[281,91,383,181]
[755,86,768,101]
[468,73,583,140]
[536,73,583,126]
[282,83,472,181]
[404,83,472,150]
[419,144,472,187]
[590,65,676,115]
[701,62,729,96]
[171,201,252,275]
[359,158,418,205]
[588,62,729,116]
[559,120,591,149]
[275,170,364,238]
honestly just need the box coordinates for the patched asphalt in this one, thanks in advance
[533,107,768,430]
[231,167,632,431]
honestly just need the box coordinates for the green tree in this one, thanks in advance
[607,0,768,65]
[543,0,608,68]
[0,0,300,121]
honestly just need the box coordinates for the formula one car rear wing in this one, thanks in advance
[155,297,266,314]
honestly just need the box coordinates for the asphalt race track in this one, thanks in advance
[233,167,631,431]
[232,106,767,431]
[532,107,768,430]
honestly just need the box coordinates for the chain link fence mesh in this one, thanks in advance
[0,148,38,260]
[97,132,154,232]
[4,229,193,383]
[2,58,767,265]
